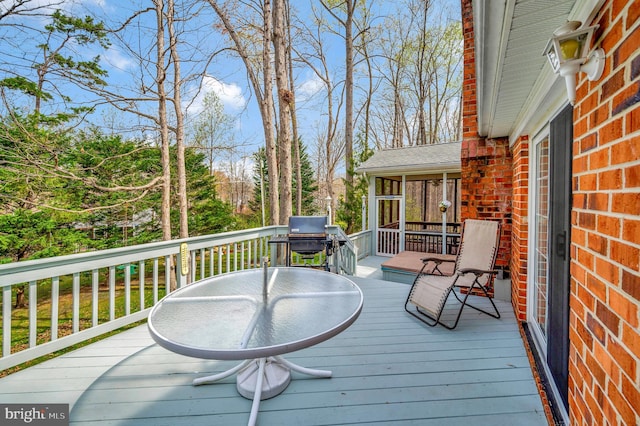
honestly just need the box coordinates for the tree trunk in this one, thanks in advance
[167,0,189,239]
[206,0,279,225]
[154,0,176,290]
[287,7,302,215]
[344,0,354,192]
[14,285,27,309]
[273,0,292,224]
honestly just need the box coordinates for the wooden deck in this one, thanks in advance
[0,258,547,425]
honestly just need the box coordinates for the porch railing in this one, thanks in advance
[0,225,358,371]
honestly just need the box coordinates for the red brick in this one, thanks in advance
[612,82,640,115]
[621,269,640,300]
[610,240,640,270]
[594,342,621,385]
[576,315,596,349]
[587,273,608,301]
[587,312,607,345]
[587,344,609,388]
[592,102,611,127]
[580,133,599,153]
[621,374,640,417]
[595,256,619,284]
[580,173,598,190]
[602,69,626,101]
[622,323,640,359]
[583,386,604,422]
[625,164,640,187]
[588,192,610,211]
[609,288,639,327]
[608,336,637,386]
[628,105,640,135]
[628,0,640,32]
[597,215,621,238]
[580,211,598,229]
[597,301,621,335]
[589,148,611,170]
[588,232,609,255]
[622,219,640,245]
[615,23,640,66]
[611,192,640,214]
[607,383,637,426]
[610,137,639,165]
[598,169,623,189]
[578,247,596,270]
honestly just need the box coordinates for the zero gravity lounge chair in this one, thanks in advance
[404,219,502,330]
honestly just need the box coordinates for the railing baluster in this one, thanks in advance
[241,242,245,270]
[29,281,37,348]
[92,270,99,327]
[153,258,159,304]
[164,255,171,295]
[226,244,231,272]
[209,248,214,278]
[2,286,11,356]
[200,248,205,279]
[217,246,222,276]
[233,243,238,271]
[109,266,115,321]
[51,277,59,341]
[73,273,80,333]
[124,264,131,316]
[139,261,145,310]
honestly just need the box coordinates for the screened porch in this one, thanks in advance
[375,174,462,257]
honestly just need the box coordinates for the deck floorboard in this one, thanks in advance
[0,261,547,425]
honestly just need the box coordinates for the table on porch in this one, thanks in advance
[147,266,363,426]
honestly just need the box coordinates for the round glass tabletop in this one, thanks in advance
[148,267,363,360]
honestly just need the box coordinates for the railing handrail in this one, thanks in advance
[0,226,286,287]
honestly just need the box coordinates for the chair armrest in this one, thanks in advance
[421,256,455,264]
[458,268,499,277]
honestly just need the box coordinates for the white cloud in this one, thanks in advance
[102,47,134,71]
[201,75,246,109]
[296,74,324,101]
[185,75,246,115]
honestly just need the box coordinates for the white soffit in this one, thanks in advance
[475,0,576,139]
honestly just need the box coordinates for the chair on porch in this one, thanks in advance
[404,219,501,329]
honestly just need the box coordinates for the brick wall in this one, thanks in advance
[510,136,529,321]
[460,0,513,271]
[570,0,640,424]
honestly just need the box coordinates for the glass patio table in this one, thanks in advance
[148,266,363,426]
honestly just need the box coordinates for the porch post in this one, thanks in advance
[400,175,406,252]
[442,173,448,254]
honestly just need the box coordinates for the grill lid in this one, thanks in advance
[288,216,327,235]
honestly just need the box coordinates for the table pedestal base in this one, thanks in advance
[236,357,291,400]
[193,356,331,426]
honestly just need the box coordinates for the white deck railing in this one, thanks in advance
[0,225,362,371]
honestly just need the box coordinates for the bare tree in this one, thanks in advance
[273,0,293,223]
[319,0,356,194]
[293,4,343,213]
[206,0,280,224]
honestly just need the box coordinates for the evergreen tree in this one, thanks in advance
[250,140,319,226]
[336,132,374,234]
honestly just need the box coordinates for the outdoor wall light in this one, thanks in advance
[543,21,605,104]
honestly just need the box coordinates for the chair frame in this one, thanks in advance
[404,220,502,330]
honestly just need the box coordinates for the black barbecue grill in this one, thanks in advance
[286,216,333,269]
